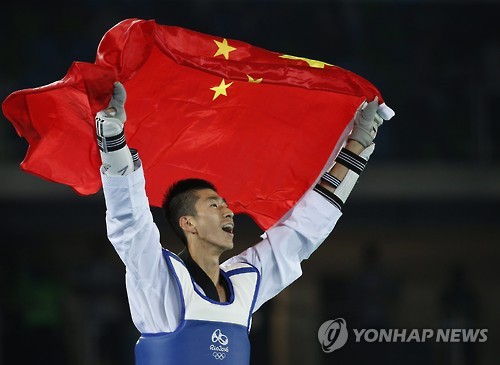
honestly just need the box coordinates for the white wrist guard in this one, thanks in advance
[99,148,134,176]
[313,144,375,210]
[96,111,134,176]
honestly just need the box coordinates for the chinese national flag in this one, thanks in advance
[2,18,393,230]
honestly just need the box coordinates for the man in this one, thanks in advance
[96,82,384,365]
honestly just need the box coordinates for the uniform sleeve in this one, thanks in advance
[101,165,181,333]
[222,189,342,312]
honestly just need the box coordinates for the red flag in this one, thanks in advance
[2,18,393,230]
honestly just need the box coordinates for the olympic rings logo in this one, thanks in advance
[213,352,226,360]
[210,328,229,360]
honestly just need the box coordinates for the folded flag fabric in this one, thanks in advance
[2,18,394,230]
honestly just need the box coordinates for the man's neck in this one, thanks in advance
[189,248,221,286]
[180,245,229,302]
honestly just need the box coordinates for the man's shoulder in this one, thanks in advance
[220,260,259,276]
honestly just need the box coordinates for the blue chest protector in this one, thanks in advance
[135,250,260,365]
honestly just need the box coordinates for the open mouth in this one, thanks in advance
[222,223,234,235]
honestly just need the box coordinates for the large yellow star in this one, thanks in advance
[279,54,333,68]
[213,38,236,60]
[210,79,233,100]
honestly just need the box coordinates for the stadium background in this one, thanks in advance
[0,1,499,364]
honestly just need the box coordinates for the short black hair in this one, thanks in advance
[162,178,217,245]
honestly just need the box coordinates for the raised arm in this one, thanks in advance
[223,98,385,312]
[96,82,181,332]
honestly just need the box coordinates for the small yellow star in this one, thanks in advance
[247,75,263,84]
[279,54,333,69]
[213,38,236,60]
[210,79,233,100]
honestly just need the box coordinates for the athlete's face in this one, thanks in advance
[190,189,234,252]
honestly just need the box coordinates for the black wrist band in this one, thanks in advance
[97,129,126,152]
[321,172,341,189]
[313,184,344,211]
[335,148,367,175]
[129,148,139,162]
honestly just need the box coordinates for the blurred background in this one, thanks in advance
[1,1,499,364]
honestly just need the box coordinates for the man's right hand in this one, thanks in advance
[348,97,384,148]
[107,81,127,122]
[96,82,134,176]
[96,82,127,144]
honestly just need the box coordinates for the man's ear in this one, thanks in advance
[179,216,196,234]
